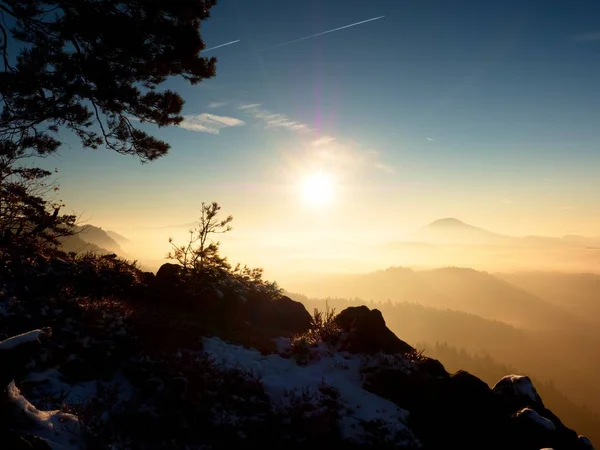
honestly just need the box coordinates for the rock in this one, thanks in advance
[0,331,53,450]
[0,330,49,389]
[155,263,183,288]
[334,306,414,354]
[221,294,312,339]
[578,435,595,450]
[492,375,584,450]
[511,407,556,450]
[513,408,556,432]
[364,365,512,450]
[417,356,449,379]
[429,370,510,450]
[257,295,312,336]
[493,375,544,412]
[141,271,156,285]
[0,431,52,449]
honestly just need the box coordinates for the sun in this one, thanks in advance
[301,172,334,206]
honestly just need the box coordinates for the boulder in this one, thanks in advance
[226,294,312,338]
[417,370,511,450]
[155,263,183,288]
[363,362,513,450]
[578,436,595,450]
[141,271,156,285]
[334,305,414,354]
[492,375,583,450]
[0,431,52,449]
[493,375,544,412]
[0,330,49,389]
[258,295,312,336]
[0,330,53,450]
[511,407,556,450]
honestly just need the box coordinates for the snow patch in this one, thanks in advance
[578,435,595,450]
[22,368,98,407]
[0,329,45,350]
[515,407,556,431]
[203,337,417,445]
[8,381,81,450]
[496,375,540,403]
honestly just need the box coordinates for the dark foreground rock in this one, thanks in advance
[362,355,594,450]
[335,305,414,354]
[1,330,53,450]
[251,295,313,335]
[150,264,313,340]
[0,251,595,450]
[0,431,52,450]
[154,262,182,289]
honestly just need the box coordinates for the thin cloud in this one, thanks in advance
[562,206,576,211]
[311,136,336,146]
[374,163,395,174]
[501,198,513,205]
[238,103,394,174]
[571,31,600,42]
[426,137,436,142]
[264,16,385,50]
[180,113,244,134]
[366,149,395,174]
[311,143,394,175]
[208,102,228,108]
[238,103,263,110]
[239,104,313,132]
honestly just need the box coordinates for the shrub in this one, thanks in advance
[290,305,343,364]
[166,202,283,299]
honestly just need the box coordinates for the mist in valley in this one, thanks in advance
[101,216,600,443]
[79,215,600,444]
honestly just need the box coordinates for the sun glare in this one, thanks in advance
[301,172,334,206]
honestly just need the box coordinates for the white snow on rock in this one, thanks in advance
[8,381,81,450]
[23,367,134,408]
[514,407,556,431]
[578,435,596,450]
[203,337,418,446]
[0,329,45,350]
[23,368,98,406]
[493,374,541,404]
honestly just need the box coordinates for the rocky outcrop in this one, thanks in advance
[1,330,53,450]
[362,360,594,450]
[492,375,583,450]
[493,375,544,411]
[149,266,313,339]
[0,431,52,450]
[335,305,414,354]
[252,295,312,336]
[155,263,183,289]
[1,250,596,450]
[351,317,595,450]
[0,330,49,388]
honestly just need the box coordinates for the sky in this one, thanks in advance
[37,0,600,272]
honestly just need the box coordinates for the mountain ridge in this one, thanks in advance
[0,251,596,449]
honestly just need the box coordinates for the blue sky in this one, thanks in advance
[46,0,600,244]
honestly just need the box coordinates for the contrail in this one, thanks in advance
[202,39,241,53]
[266,15,385,50]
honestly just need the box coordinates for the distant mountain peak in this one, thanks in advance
[413,218,511,245]
[426,218,471,228]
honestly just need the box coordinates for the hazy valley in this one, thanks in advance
[60,217,600,444]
